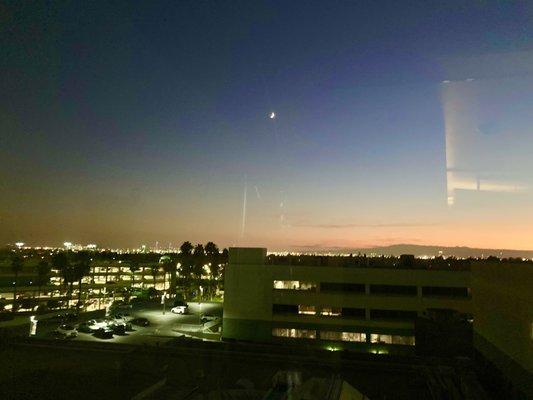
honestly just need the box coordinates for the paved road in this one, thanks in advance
[33,301,223,345]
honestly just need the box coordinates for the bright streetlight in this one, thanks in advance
[161,291,167,315]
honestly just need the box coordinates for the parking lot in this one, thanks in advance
[33,301,223,346]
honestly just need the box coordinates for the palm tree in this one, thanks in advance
[204,242,219,298]
[128,261,140,292]
[10,255,23,313]
[52,252,69,296]
[36,259,51,300]
[73,252,91,312]
[180,241,194,256]
[63,266,77,308]
[176,241,193,297]
[192,244,206,300]
[150,264,159,289]
[159,256,174,292]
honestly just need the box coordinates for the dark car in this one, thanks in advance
[51,312,78,323]
[130,317,150,327]
[109,322,126,335]
[46,330,68,340]
[93,327,113,339]
[77,320,98,333]
[77,322,91,333]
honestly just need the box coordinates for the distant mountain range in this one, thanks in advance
[291,244,533,258]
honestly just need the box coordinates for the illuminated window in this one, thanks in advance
[319,307,342,316]
[272,328,316,339]
[298,305,316,315]
[370,334,415,345]
[320,331,366,342]
[273,280,317,291]
[391,335,415,346]
[370,334,392,344]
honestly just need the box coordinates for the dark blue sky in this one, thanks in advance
[2,1,533,249]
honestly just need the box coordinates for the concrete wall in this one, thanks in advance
[223,248,272,341]
[472,262,533,397]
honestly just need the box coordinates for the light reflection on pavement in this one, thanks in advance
[34,301,223,346]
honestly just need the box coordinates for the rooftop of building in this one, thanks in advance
[228,247,533,272]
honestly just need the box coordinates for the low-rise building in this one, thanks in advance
[223,248,472,353]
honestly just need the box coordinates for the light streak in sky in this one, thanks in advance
[240,175,247,238]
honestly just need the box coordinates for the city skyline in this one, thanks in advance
[2,2,533,250]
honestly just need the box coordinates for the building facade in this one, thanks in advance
[472,261,533,398]
[0,259,171,313]
[223,248,472,353]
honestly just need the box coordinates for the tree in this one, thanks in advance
[204,242,220,298]
[220,248,229,282]
[73,252,91,312]
[192,244,206,300]
[159,256,174,292]
[10,255,23,313]
[52,252,69,295]
[180,241,194,256]
[128,261,141,291]
[53,252,76,309]
[178,242,194,292]
[36,259,51,300]
[150,264,159,289]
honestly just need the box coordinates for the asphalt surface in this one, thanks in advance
[33,301,223,345]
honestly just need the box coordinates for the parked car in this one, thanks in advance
[200,314,219,323]
[78,319,109,333]
[171,305,188,314]
[76,321,93,333]
[109,314,132,329]
[108,322,126,335]
[51,312,78,323]
[77,319,101,333]
[56,324,78,338]
[47,330,68,340]
[93,327,114,339]
[106,317,128,333]
[130,317,150,327]
[94,318,111,328]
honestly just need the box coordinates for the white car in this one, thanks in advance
[200,314,219,323]
[78,319,109,332]
[171,305,188,314]
[56,324,78,338]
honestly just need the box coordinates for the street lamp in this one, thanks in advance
[161,291,166,315]
[198,302,202,325]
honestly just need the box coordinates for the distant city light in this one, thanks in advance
[63,242,72,249]
[15,242,24,249]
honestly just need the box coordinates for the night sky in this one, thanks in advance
[2,1,533,250]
